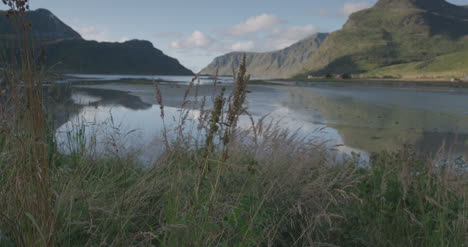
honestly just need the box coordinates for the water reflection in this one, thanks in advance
[51,82,468,162]
[55,74,235,85]
[74,87,152,110]
[285,86,468,157]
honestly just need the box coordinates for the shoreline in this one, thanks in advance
[252,78,468,89]
[49,73,468,90]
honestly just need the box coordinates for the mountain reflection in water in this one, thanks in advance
[48,82,468,162]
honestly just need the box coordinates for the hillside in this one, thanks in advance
[300,0,468,78]
[0,9,193,75]
[44,39,193,75]
[0,8,81,42]
[200,33,328,78]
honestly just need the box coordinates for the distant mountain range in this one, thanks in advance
[201,0,468,79]
[200,33,328,78]
[3,0,468,79]
[0,9,193,75]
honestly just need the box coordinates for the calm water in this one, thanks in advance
[54,74,236,85]
[52,75,468,163]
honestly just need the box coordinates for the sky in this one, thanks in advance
[6,0,468,72]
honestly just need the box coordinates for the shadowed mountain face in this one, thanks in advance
[200,33,328,78]
[44,39,194,75]
[0,8,82,42]
[300,0,468,77]
[0,9,193,75]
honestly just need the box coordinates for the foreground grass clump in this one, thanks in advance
[335,149,467,247]
[49,146,357,246]
[4,140,465,246]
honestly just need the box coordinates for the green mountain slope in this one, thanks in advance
[0,9,193,75]
[200,33,328,78]
[300,0,468,78]
[363,49,468,78]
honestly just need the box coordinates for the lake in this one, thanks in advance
[51,75,468,164]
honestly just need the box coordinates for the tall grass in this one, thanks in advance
[336,149,467,246]
[0,1,56,246]
[0,1,467,246]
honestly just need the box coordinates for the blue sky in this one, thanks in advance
[11,0,468,71]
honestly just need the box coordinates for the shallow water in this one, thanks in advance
[55,74,236,85]
[53,81,468,163]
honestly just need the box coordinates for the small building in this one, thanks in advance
[334,74,352,79]
[451,78,463,83]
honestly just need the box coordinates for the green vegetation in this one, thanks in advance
[4,125,467,246]
[0,1,467,246]
[337,149,467,246]
[200,33,328,78]
[362,49,468,79]
[300,0,468,78]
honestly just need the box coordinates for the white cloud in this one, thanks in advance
[170,13,319,69]
[271,25,318,40]
[173,25,317,54]
[231,41,256,51]
[77,26,109,41]
[226,14,284,36]
[171,24,318,54]
[171,31,213,49]
[76,28,131,43]
[264,24,318,50]
[340,2,371,17]
[119,37,130,42]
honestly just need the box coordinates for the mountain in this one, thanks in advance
[0,8,82,42]
[300,0,468,78]
[0,9,193,75]
[44,39,193,75]
[200,33,328,78]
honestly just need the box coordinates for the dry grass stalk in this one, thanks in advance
[0,1,56,246]
[154,81,171,152]
[222,55,250,161]
[204,87,225,158]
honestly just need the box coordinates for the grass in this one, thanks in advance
[2,133,468,246]
[361,49,468,80]
[337,149,467,246]
[257,78,468,91]
[1,2,467,246]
